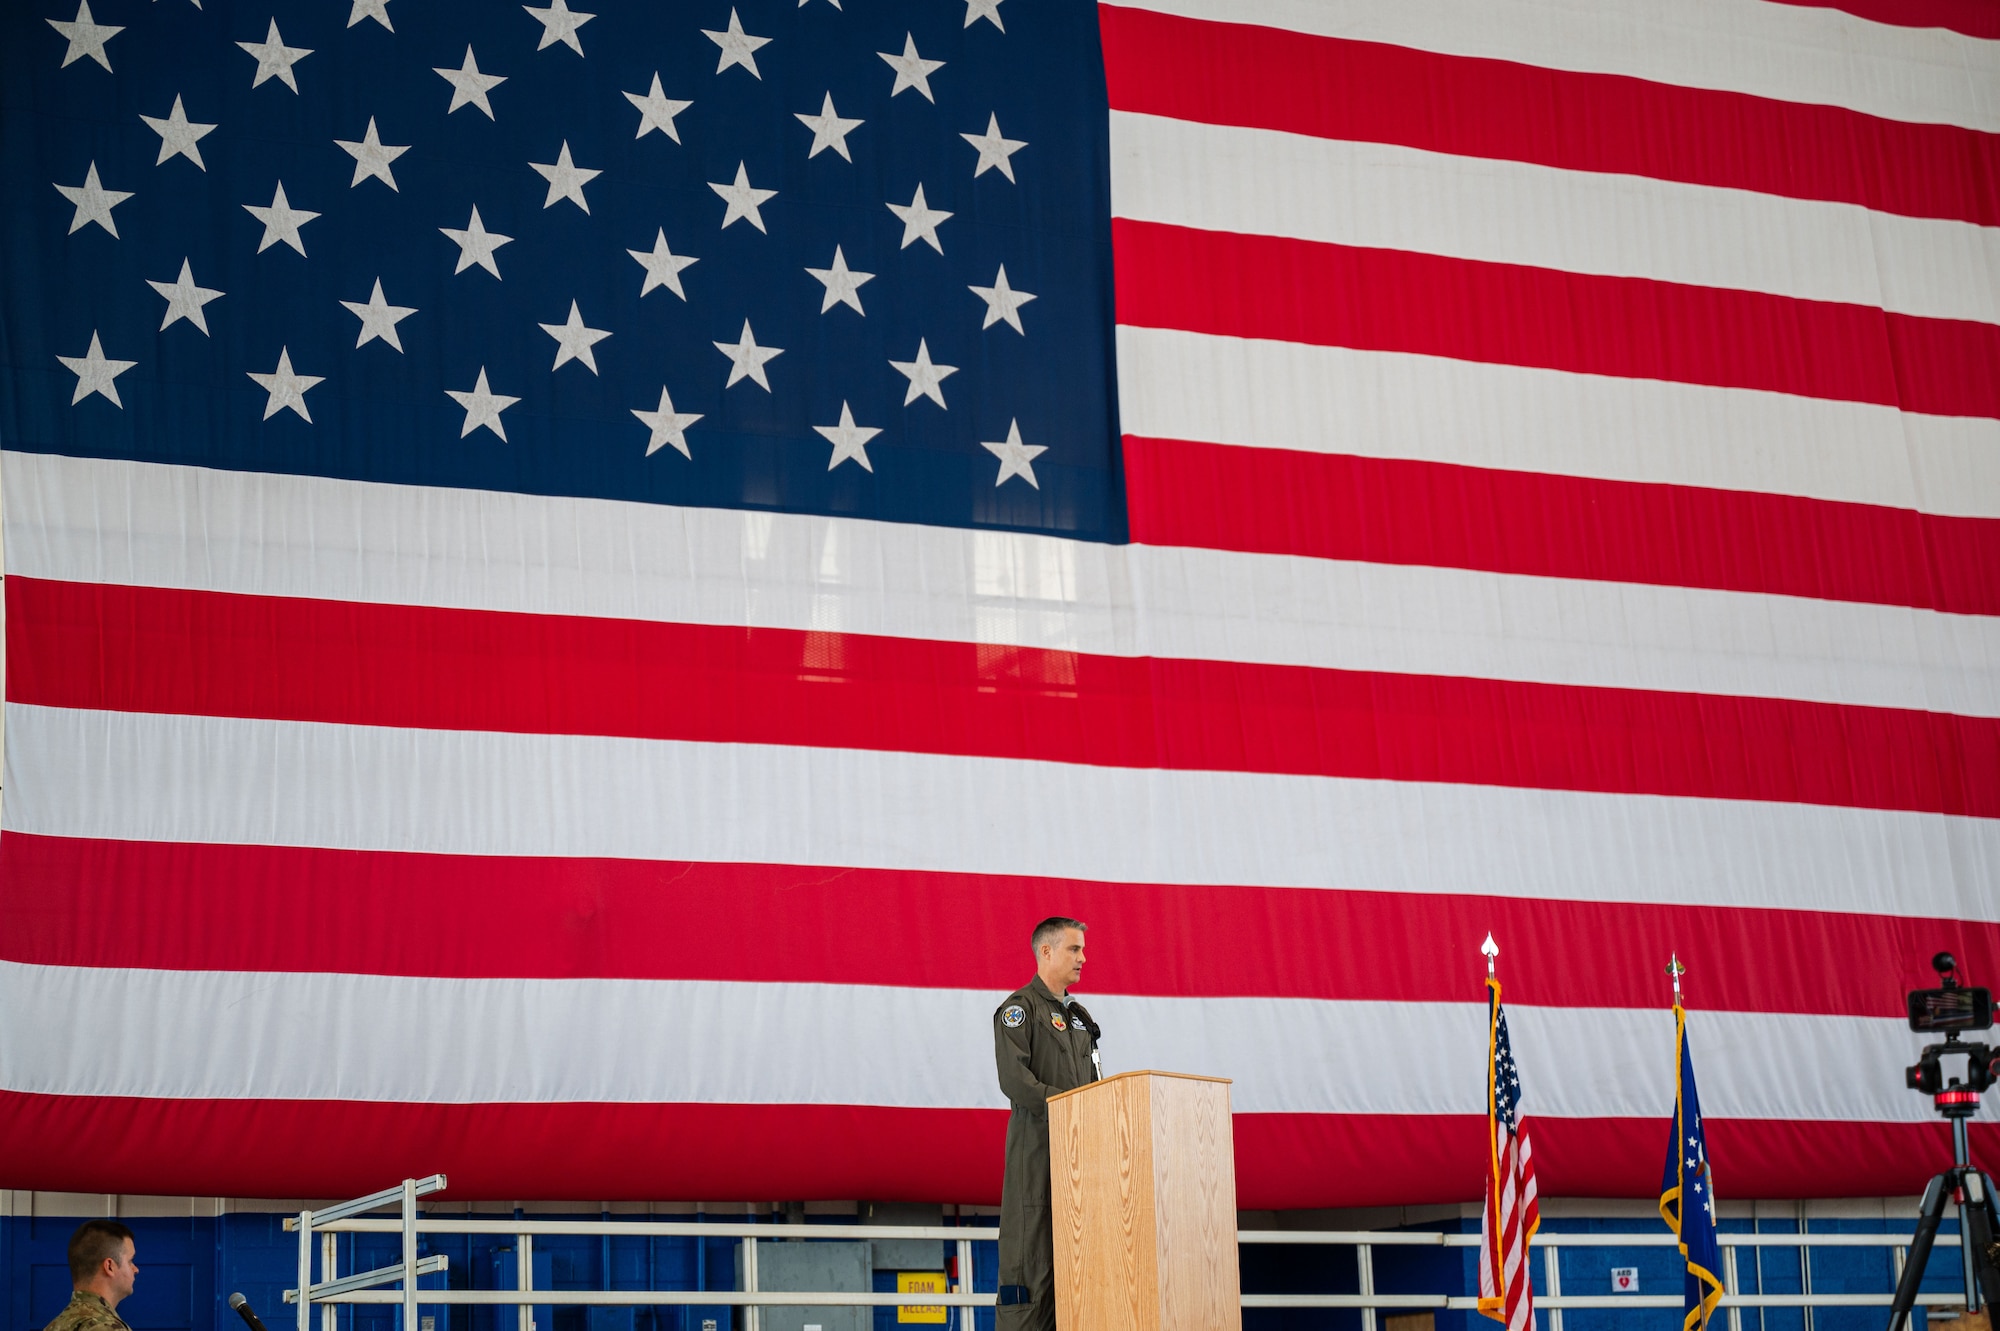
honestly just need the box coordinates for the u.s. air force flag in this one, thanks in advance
[1660,998,1726,1331]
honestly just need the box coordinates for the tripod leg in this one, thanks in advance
[1965,1172,1997,1312]
[1959,1167,1986,1314]
[1889,1173,1952,1331]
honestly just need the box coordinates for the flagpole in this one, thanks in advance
[1661,954,1725,1331]
[1480,931,1502,1322]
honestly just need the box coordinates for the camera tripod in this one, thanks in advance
[1885,1070,1999,1331]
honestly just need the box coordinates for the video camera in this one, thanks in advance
[1887,953,2000,1331]
[1904,953,1999,1100]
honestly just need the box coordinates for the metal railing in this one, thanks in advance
[1235,1230,1966,1331]
[286,1178,1968,1331]
[285,1178,992,1331]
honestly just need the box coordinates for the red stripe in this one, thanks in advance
[1125,435,2000,617]
[11,577,2000,819]
[0,1091,1989,1205]
[5,833,1996,1015]
[1504,1154,1531,1326]
[1762,0,2000,39]
[1098,4,2000,227]
[1112,220,2000,421]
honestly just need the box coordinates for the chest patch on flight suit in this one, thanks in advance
[1002,1004,1026,1028]
[1050,1013,1067,1030]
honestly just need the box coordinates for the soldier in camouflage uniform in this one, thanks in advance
[44,1220,137,1331]
[993,917,1101,1331]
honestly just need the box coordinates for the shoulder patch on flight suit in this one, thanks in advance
[1050,1013,1067,1030]
[1002,1004,1026,1028]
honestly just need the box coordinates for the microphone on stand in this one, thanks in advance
[230,1294,271,1331]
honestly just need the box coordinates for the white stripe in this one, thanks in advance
[9,453,1999,716]
[1111,0,2000,134]
[1508,1284,1532,1331]
[7,705,1997,922]
[0,961,1962,1122]
[1117,325,2000,521]
[1110,112,2000,326]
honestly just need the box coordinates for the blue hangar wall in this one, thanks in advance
[0,1197,1979,1331]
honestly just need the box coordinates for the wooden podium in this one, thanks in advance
[1047,1071,1241,1331]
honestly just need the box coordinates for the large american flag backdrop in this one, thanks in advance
[1,0,1997,1207]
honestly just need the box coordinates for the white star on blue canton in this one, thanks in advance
[447,368,520,440]
[348,0,393,30]
[815,401,881,472]
[888,184,951,253]
[797,93,863,161]
[57,331,136,406]
[808,246,873,315]
[540,300,612,374]
[524,0,593,54]
[633,387,703,458]
[715,320,783,391]
[630,229,698,299]
[961,113,1026,181]
[970,264,1034,332]
[247,347,323,422]
[704,9,770,78]
[237,19,312,92]
[441,206,512,278]
[335,117,409,191]
[148,259,224,334]
[49,0,122,71]
[530,141,600,212]
[710,162,776,232]
[341,279,417,351]
[436,47,507,118]
[878,33,943,101]
[982,419,1045,488]
[140,95,217,170]
[244,182,319,255]
[889,338,957,407]
[55,162,131,236]
[626,74,691,141]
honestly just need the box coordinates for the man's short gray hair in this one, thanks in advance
[1031,916,1086,953]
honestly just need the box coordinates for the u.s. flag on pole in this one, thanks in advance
[3,0,1999,1205]
[1479,974,1540,1331]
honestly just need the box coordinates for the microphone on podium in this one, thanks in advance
[230,1294,271,1331]
[1068,1000,1104,1079]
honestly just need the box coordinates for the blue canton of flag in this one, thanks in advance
[1494,1004,1523,1132]
[2,0,1124,539]
[1660,998,1726,1331]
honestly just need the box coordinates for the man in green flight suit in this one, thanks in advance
[993,916,1101,1331]
[43,1221,138,1331]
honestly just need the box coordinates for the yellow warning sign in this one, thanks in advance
[896,1272,948,1324]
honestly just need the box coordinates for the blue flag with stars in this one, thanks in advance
[2,0,1124,539]
[1660,998,1726,1331]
